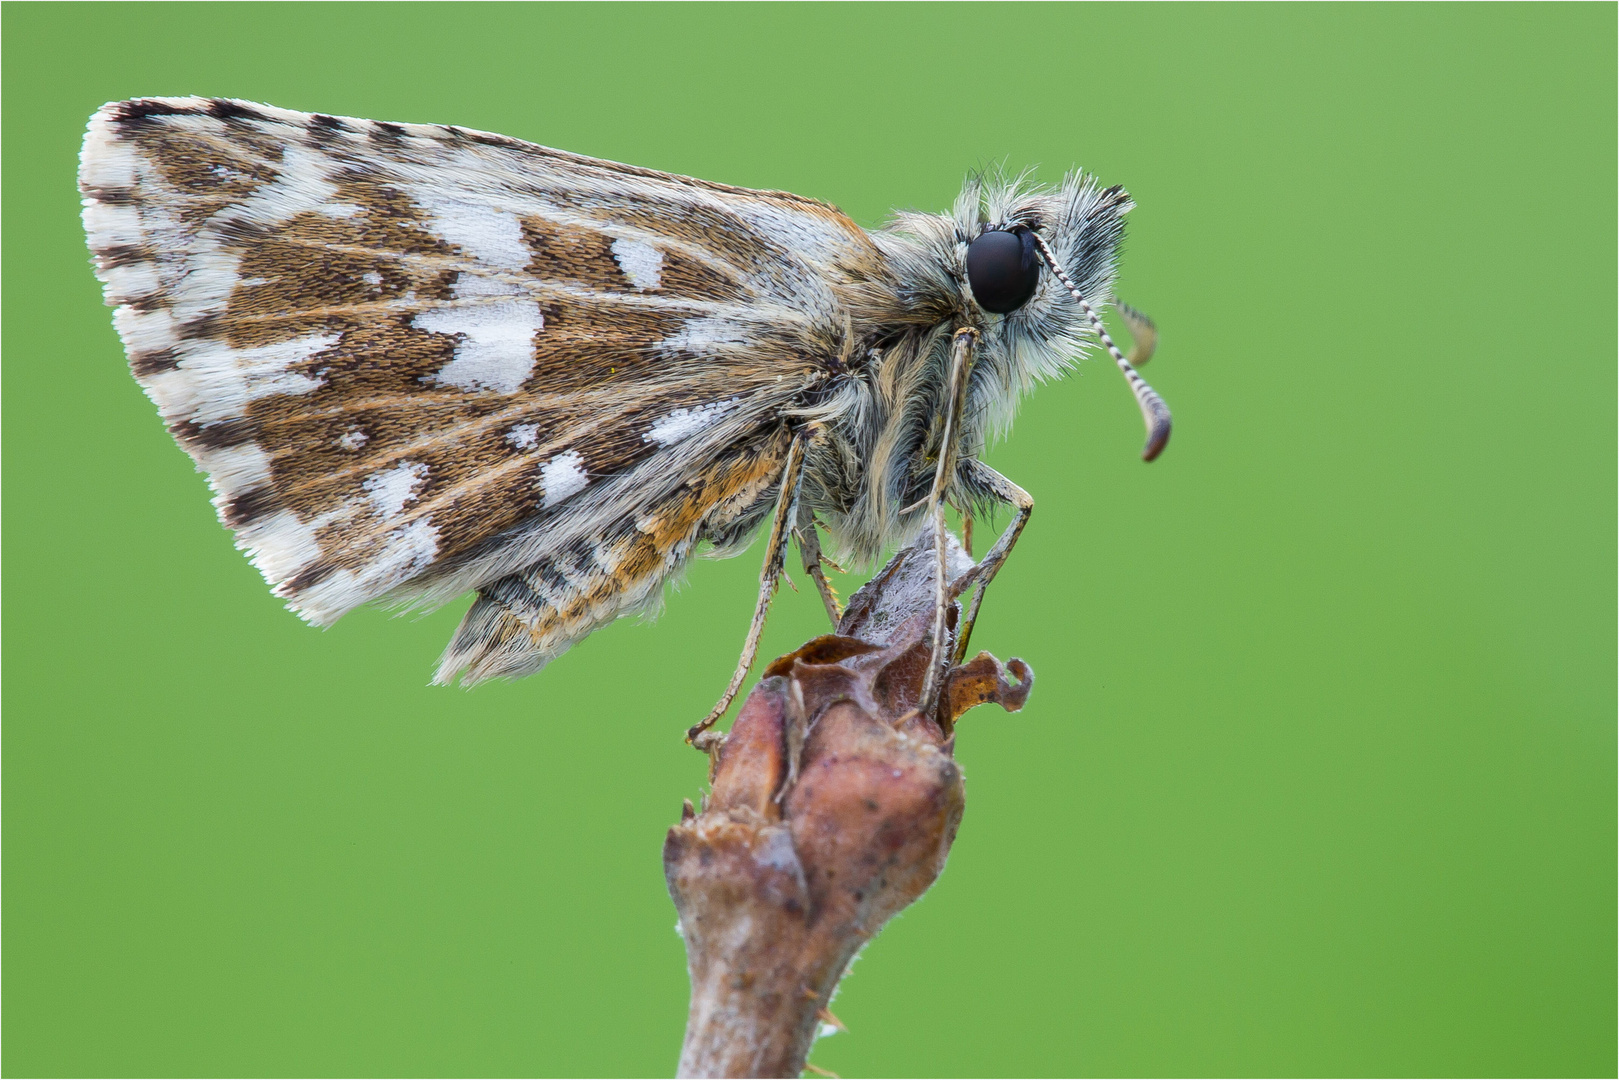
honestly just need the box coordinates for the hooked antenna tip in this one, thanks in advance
[1142,415,1171,462]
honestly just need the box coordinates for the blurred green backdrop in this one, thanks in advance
[4,3,1613,1077]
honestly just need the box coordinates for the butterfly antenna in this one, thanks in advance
[1029,233,1171,461]
[1113,300,1157,367]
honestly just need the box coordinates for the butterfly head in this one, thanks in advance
[836,170,1167,461]
[841,170,1168,460]
[951,170,1132,364]
[863,170,1156,455]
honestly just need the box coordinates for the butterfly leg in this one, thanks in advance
[951,461,1034,664]
[918,327,979,717]
[687,430,809,744]
[796,519,843,627]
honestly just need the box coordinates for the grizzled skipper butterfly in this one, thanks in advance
[79,98,1170,740]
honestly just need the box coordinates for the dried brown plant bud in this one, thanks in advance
[665,527,1033,1078]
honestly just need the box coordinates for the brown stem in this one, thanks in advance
[665,524,1034,1078]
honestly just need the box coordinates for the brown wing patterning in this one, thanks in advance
[80,97,880,680]
[440,424,794,682]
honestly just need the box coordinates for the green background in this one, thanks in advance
[5,3,1614,1076]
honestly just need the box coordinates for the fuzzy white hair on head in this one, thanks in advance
[802,168,1136,567]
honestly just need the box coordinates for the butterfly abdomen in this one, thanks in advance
[435,425,794,684]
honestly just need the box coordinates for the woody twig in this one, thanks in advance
[665,524,1034,1079]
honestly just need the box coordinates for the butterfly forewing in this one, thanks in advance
[81,97,877,676]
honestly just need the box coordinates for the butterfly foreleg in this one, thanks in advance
[686,428,810,744]
[917,327,979,717]
[950,460,1034,664]
[795,518,843,627]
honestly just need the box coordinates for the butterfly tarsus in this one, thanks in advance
[796,519,843,626]
[950,461,1034,664]
[691,728,728,782]
[687,429,810,746]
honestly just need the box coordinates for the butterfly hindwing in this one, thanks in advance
[80,98,879,657]
[440,422,796,683]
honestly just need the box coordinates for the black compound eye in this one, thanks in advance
[966,228,1040,314]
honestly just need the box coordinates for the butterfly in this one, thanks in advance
[78,97,1170,740]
